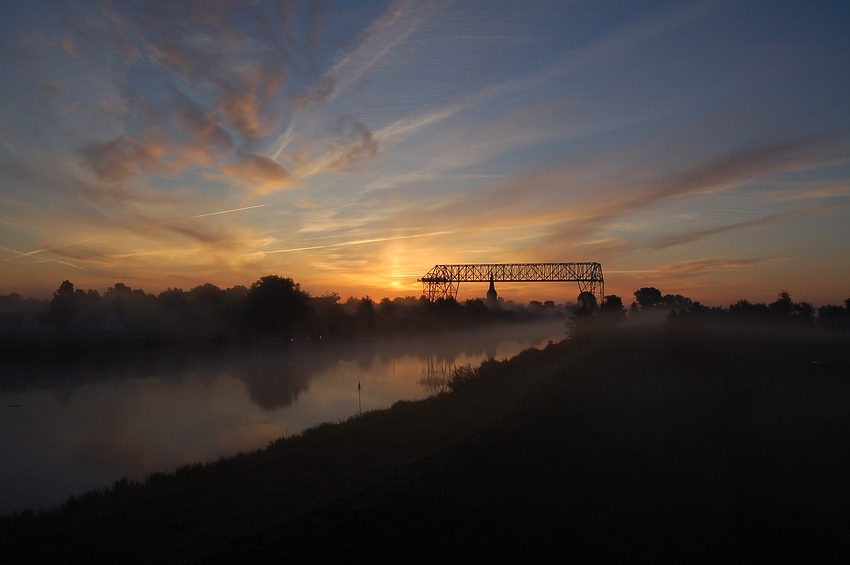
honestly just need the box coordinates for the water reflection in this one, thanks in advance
[420,357,456,395]
[0,321,566,514]
[237,349,325,411]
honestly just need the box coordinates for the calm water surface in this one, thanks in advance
[1,321,565,514]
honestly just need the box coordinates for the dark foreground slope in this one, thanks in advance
[3,323,849,563]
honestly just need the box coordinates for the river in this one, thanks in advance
[0,320,566,514]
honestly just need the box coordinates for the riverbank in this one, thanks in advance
[2,322,849,562]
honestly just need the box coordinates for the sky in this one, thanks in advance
[0,0,848,306]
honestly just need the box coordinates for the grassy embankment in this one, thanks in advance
[2,321,848,563]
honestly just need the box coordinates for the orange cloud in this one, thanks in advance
[80,135,166,181]
[218,151,294,194]
[216,71,285,140]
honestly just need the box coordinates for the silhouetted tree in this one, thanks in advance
[103,282,156,329]
[245,275,312,338]
[356,296,376,333]
[600,294,626,323]
[48,280,78,331]
[464,298,490,321]
[769,290,793,318]
[188,283,225,308]
[356,296,375,317]
[159,288,188,312]
[312,293,344,318]
[661,293,693,311]
[729,299,770,320]
[47,281,105,331]
[817,304,848,329]
[0,292,22,310]
[793,300,815,324]
[376,297,397,331]
[633,287,663,309]
[377,297,395,317]
[309,292,355,337]
[431,297,463,324]
[765,290,814,325]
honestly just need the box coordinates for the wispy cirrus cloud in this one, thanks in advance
[290,0,440,110]
[323,126,850,268]
[538,132,850,246]
[645,201,850,252]
[1,203,267,271]
[272,0,727,183]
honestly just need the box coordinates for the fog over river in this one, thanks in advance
[1,320,566,514]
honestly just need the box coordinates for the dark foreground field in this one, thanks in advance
[2,321,849,563]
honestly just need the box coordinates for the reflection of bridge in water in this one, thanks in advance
[418,262,604,307]
[419,356,457,395]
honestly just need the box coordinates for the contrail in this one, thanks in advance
[1,205,266,262]
[265,230,453,254]
[269,123,294,161]
[192,205,265,218]
[0,246,83,269]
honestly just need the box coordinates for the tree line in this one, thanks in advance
[0,276,566,339]
[1,278,848,338]
[595,287,850,329]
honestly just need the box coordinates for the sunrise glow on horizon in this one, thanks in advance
[1,0,848,306]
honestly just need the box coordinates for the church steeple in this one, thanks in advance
[486,275,498,306]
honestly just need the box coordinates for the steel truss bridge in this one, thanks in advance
[418,262,604,306]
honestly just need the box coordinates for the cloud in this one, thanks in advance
[80,135,165,182]
[58,37,83,59]
[293,0,434,109]
[0,202,269,274]
[40,80,66,92]
[651,258,763,279]
[215,70,285,140]
[755,180,850,201]
[264,230,453,254]
[217,151,294,194]
[325,117,378,170]
[274,0,727,180]
[646,202,849,251]
[176,101,234,153]
[66,177,187,207]
[326,126,850,267]
[534,131,850,247]
[51,0,319,193]
[282,116,379,179]
[163,222,232,246]
[290,76,335,109]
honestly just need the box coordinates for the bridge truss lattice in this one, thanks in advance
[418,262,604,305]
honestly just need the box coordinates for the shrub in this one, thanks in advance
[447,364,480,391]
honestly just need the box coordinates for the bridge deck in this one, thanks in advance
[418,262,604,304]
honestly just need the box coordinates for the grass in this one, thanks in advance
[1,322,849,563]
